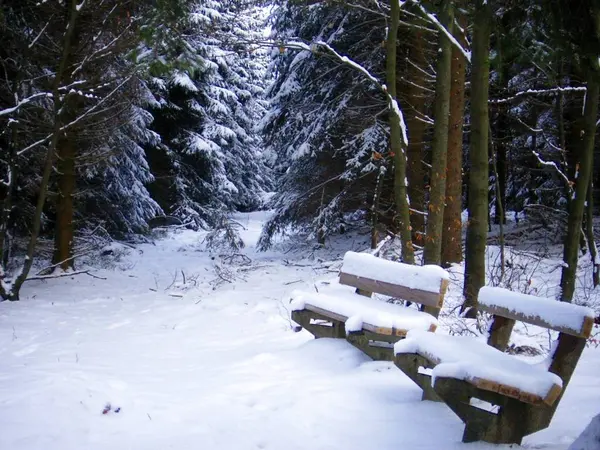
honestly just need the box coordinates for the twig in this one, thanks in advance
[84,272,107,280]
[35,250,94,275]
[283,260,312,267]
[24,269,101,282]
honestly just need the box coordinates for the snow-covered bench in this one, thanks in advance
[394,286,595,445]
[290,251,449,361]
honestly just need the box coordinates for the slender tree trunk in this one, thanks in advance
[495,132,507,225]
[404,26,429,245]
[7,0,80,300]
[53,136,76,270]
[423,0,454,266]
[493,17,510,226]
[441,9,467,268]
[491,125,506,281]
[586,177,599,287]
[0,122,19,271]
[389,0,415,264]
[317,187,326,245]
[371,166,385,249]
[560,73,599,302]
[461,0,491,316]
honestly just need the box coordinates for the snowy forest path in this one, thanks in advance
[0,212,598,450]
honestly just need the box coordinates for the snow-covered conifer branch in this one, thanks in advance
[490,86,587,104]
[0,92,50,118]
[532,151,572,192]
[280,39,409,147]
[410,1,471,63]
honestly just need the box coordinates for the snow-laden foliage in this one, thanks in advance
[142,0,271,228]
[488,3,589,221]
[258,1,389,248]
[77,103,164,235]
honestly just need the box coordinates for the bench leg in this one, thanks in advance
[291,310,346,339]
[332,319,346,338]
[394,354,442,402]
[433,376,532,445]
[461,401,529,445]
[346,334,394,361]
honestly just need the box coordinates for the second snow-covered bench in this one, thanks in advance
[394,286,595,445]
[290,251,449,360]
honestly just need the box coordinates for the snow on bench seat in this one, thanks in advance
[479,287,596,338]
[394,330,563,406]
[290,286,438,336]
[339,252,449,308]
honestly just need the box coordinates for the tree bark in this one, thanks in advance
[493,16,510,226]
[585,177,599,287]
[441,8,467,268]
[560,72,599,302]
[7,0,80,300]
[404,25,429,245]
[461,0,491,316]
[371,166,385,249]
[0,117,19,268]
[423,0,454,266]
[389,0,415,264]
[53,135,76,270]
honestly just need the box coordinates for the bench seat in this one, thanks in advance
[290,251,449,361]
[291,283,438,337]
[395,330,563,406]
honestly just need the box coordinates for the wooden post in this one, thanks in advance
[487,316,515,350]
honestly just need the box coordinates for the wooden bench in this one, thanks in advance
[394,286,595,445]
[290,251,449,361]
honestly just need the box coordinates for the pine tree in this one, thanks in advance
[462,0,491,316]
[259,1,389,248]
[142,0,270,227]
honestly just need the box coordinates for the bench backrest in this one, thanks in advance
[338,251,449,314]
[478,286,594,424]
[479,286,595,342]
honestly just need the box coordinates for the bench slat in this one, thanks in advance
[479,287,595,338]
[400,349,560,406]
[304,303,436,336]
[394,330,564,407]
[339,252,449,308]
[339,273,448,309]
[479,303,594,339]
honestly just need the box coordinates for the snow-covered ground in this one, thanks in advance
[1,211,599,450]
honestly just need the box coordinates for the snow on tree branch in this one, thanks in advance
[411,1,471,63]
[0,92,51,118]
[490,86,587,104]
[283,39,409,147]
[532,151,572,193]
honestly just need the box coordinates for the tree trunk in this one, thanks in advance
[560,72,599,302]
[389,0,415,264]
[441,8,467,268]
[371,166,385,249]
[461,0,491,316]
[404,25,429,245]
[586,178,599,287]
[0,122,20,276]
[423,0,454,266]
[493,17,510,226]
[53,135,76,270]
[7,0,80,300]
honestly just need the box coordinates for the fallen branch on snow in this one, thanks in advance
[25,269,106,282]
